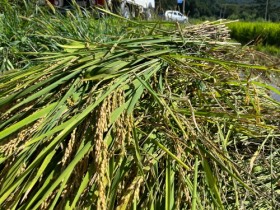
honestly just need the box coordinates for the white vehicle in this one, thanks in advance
[165,10,188,23]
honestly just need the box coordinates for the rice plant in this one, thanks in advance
[227,21,280,47]
[0,2,280,209]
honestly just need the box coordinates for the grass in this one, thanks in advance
[227,21,280,47]
[227,21,280,57]
[0,1,280,209]
[255,44,280,57]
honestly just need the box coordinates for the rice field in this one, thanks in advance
[0,2,280,209]
[227,21,280,47]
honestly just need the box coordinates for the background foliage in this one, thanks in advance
[0,1,280,209]
[156,0,280,21]
[228,22,280,46]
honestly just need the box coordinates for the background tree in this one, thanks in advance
[155,0,225,18]
[155,0,276,20]
[222,0,280,21]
